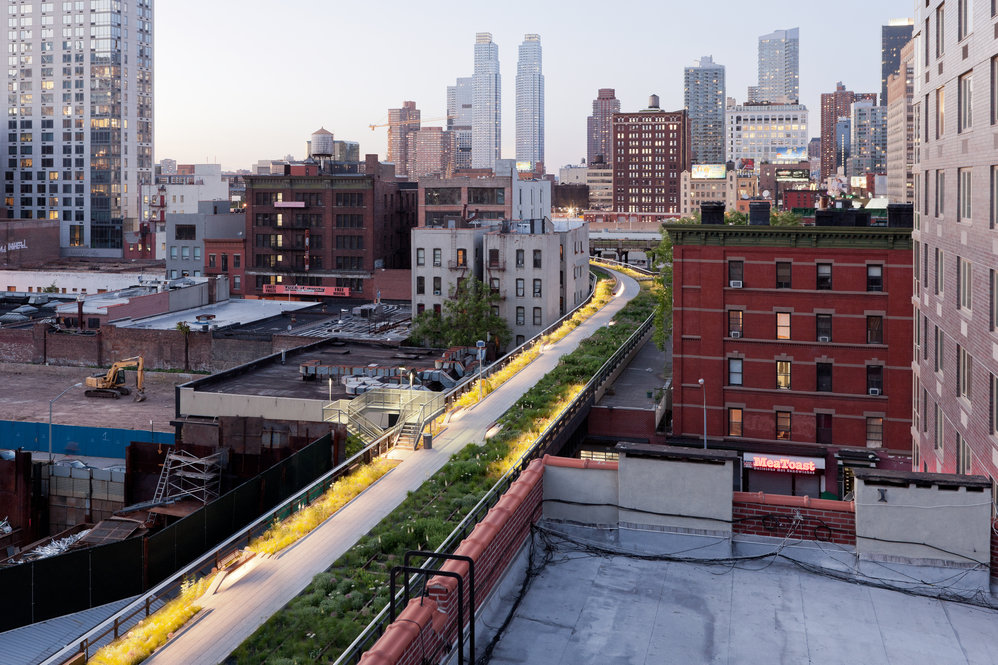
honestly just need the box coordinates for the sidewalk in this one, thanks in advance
[142,270,641,665]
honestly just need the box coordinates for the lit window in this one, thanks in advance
[728,408,743,437]
[776,361,791,390]
[728,310,743,337]
[776,312,790,340]
[866,417,884,448]
[867,316,884,344]
[776,411,791,440]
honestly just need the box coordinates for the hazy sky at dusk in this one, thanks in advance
[156,0,914,171]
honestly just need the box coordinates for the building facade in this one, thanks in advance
[847,101,888,177]
[4,0,154,255]
[912,1,998,477]
[447,77,473,171]
[165,201,243,280]
[882,19,915,107]
[820,83,878,180]
[515,34,544,168]
[749,28,799,104]
[387,101,420,178]
[472,33,501,170]
[611,97,691,217]
[586,165,612,211]
[417,173,550,228]
[244,156,416,299]
[724,102,809,167]
[684,56,726,165]
[203,237,247,296]
[558,165,588,185]
[668,216,913,494]
[408,128,452,179]
[886,39,914,203]
[586,88,620,166]
[680,169,758,217]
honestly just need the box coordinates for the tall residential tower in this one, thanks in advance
[749,28,799,104]
[881,19,914,107]
[447,77,473,171]
[387,101,420,178]
[515,34,544,168]
[472,32,501,170]
[684,56,726,165]
[5,0,154,255]
[586,88,620,165]
[820,83,877,179]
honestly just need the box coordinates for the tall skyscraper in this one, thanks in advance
[749,28,799,104]
[447,77,473,171]
[820,83,877,179]
[886,39,914,203]
[5,0,154,254]
[846,101,887,177]
[881,19,914,106]
[684,56,726,165]
[472,32,501,170]
[515,34,544,167]
[586,89,620,165]
[387,101,420,178]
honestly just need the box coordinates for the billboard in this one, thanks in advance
[774,148,809,163]
[691,164,726,179]
[774,168,810,182]
[850,176,868,188]
[262,285,351,297]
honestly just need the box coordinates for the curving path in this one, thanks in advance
[141,268,641,665]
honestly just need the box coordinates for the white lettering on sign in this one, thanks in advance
[0,240,28,254]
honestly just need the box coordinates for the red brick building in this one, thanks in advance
[667,210,913,496]
[244,155,416,299]
[611,96,690,220]
[204,238,247,296]
[819,83,877,180]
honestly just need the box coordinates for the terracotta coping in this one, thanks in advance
[733,491,855,513]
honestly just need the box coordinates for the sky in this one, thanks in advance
[155,0,914,172]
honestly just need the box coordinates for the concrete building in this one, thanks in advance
[749,28,799,104]
[446,77,474,171]
[886,39,914,203]
[586,165,613,211]
[684,56,726,165]
[846,101,887,177]
[387,101,420,178]
[679,169,758,217]
[586,89,620,166]
[724,101,809,168]
[515,34,544,168]
[165,201,244,280]
[820,83,878,179]
[140,164,228,260]
[4,0,154,255]
[411,219,588,346]
[668,208,914,478]
[408,128,452,179]
[417,172,550,228]
[472,33,501,170]
[912,0,998,477]
[558,165,588,185]
[611,96,691,218]
[882,19,915,107]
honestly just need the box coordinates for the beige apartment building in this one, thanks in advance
[886,39,914,203]
[679,169,759,217]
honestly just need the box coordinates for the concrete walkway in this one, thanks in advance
[140,270,641,665]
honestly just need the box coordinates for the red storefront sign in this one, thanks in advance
[748,455,818,474]
[262,285,350,297]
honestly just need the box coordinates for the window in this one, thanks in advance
[175,224,196,240]
[867,316,884,344]
[208,254,216,268]
[867,365,884,394]
[935,248,944,295]
[533,307,542,325]
[936,86,945,139]
[866,417,884,448]
[958,72,973,133]
[432,248,441,267]
[516,278,524,297]
[432,276,441,295]
[728,408,743,437]
[456,248,467,267]
[728,260,744,284]
[516,306,525,326]
[775,262,791,288]
[728,358,743,386]
[776,312,790,340]
[533,279,542,297]
[958,168,972,221]
[816,314,832,342]
[169,246,177,260]
[958,0,972,40]
[516,249,524,268]
[728,310,743,336]
[935,325,944,372]
[193,247,201,261]
[956,433,971,474]
[234,254,241,269]
[233,275,241,290]
[533,250,542,269]
[991,269,998,330]
[415,248,424,266]
[992,166,998,227]
[958,256,972,310]
[866,265,883,292]
[776,411,791,440]
[993,57,998,126]
[816,263,831,290]
[991,373,998,435]
[934,403,943,449]
[516,334,525,346]
[816,413,833,444]
[936,3,946,57]
[416,276,424,295]
[488,249,501,268]
[776,361,791,390]
[936,169,945,217]
[816,363,833,392]
[958,345,973,399]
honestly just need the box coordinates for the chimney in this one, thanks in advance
[700,202,725,225]
[749,201,771,226]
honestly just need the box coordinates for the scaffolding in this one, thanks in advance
[152,450,223,505]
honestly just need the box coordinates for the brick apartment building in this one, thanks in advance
[204,238,247,296]
[667,208,913,496]
[611,95,691,221]
[243,156,416,300]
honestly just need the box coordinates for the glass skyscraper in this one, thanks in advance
[472,32,500,170]
[684,56,726,165]
[750,28,799,105]
[515,33,543,167]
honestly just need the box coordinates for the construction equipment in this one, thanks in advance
[85,356,146,402]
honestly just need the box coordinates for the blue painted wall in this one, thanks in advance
[0,420,174,459]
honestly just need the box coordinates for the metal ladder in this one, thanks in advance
[152,453,174,503]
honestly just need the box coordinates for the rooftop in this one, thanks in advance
[114,297,313,331]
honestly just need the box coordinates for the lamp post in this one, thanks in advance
[697,378,707,450]
[328,377,333,404]
[49,382,82,462]
[476,340,486,401]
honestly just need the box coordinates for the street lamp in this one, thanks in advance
[476,340,486,401]
[328,377,333,404]
[697,378,707,450]
[49,382,82,462]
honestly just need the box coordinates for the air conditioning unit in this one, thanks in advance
[730,331,742,338]
[433,290,441,296]
[818,335,830,342]
[868,387,881,396]
[729,280,743,288]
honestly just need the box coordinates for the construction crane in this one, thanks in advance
[368,115,456,131]
[85,356,146,402]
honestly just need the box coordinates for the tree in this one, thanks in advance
[42,282,59,293]
[176,321,191,371]
[646,216,700,350]
[410,277,512,349]
[725,210,748,225]
[770,209,803,226]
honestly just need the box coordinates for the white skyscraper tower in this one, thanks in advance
[447,77,473,171]
[684,56,726,165]
[515,33,544,167]
[749,27,800,104]
[472,32,501,170]
[5,0,154,255]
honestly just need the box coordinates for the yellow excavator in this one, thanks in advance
[85,356,146,401]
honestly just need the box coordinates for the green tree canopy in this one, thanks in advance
[410,277,512,349]
[647,215,701,350]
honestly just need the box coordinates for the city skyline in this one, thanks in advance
[155,0,912,171]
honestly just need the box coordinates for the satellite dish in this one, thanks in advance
[762,190,771,198]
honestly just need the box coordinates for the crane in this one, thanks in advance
[368,115,456,131]
[85,356,146,401]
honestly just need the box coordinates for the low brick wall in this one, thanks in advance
[733,491,856,546]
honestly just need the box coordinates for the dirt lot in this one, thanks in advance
[0,362,199,431]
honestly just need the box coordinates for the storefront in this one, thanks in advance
[743,453,827,498]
